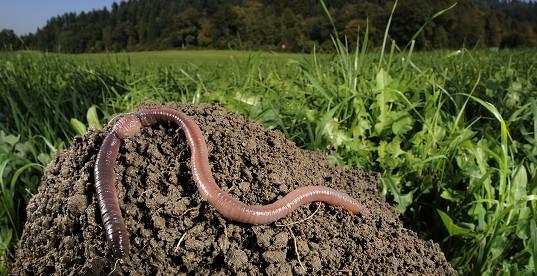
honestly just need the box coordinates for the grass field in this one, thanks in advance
[1,45,536,275]
[3,49,309,66]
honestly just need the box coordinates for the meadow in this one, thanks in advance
[1,44,536,275]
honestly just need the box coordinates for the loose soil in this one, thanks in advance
[10,103,456,275]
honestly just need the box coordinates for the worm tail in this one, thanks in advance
[94,133,130,257]
[212,186,368,224]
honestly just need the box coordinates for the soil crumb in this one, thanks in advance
[10,103,455,275]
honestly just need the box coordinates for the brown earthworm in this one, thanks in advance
[94,106,369,257]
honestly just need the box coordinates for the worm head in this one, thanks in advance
[113,114,142,139]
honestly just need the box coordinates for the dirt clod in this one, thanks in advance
[10,103,455,275]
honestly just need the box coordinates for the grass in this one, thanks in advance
[3,49,309,67]
[0,46,536,274]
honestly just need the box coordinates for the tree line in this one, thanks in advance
[1,0,536,52]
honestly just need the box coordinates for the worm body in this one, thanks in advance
[94,133,130,257]
[94,106,369,257]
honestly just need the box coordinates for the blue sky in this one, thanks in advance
[0,0,119,35]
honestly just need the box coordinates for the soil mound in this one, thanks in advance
[10,103,455,275]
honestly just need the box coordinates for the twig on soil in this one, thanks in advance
[273,203,320,273]
[140,188,157,198]
[135,241,150,255]
[225,185,236,193]
[335,269,352,275]
[108,258,120,276]
[223,221,229,251]
[286,225,306,273]
[275,202,321,227]
[181,206,200,217]
[174,232,188,252]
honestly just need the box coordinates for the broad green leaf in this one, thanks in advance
[394,190,413,213]
[511,165,527,203]
[531,219,537,272]
[386,137,405,159]
[533,99,537,141]
[444,49,462,58]
[235,93,260,106]
[373,70,395,135]
[380,174,400,197]
[70,118,86,136]
[14,141,33,157]
[0,159,10,186]
[354,118,371,138]
[10,163,40,189]
[352,98,371,137]
[380,175,413,212]
[440,189,463,203]
[391,114,413,135]
[468,202,486,231]
[489,235,508,261]
[37,153,51,165]
[461,94,509,180]
[318,112,336,143]
[475,139,489,174]
[0,133,19,146]
[0,228,12,249]
[373,94,389,135]
[515,207,531,240]
[376,87,398,103]
[377,139,405,169]
[304,109,317,122]
[374,112,388,135]
[437,209,474,237]
[331,129,351,147]
[509,81,522,92]
[86,105,102,130]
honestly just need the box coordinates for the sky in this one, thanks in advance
[0,0,119,35]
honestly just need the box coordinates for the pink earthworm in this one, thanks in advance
[94,106,369,257]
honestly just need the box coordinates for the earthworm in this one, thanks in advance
[94,106,369,257]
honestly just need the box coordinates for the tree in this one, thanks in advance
[0,29,21,50]
[432,25,449,48]
[487,11,504,47]
[390,0,433,49]
[17,0,537,52]
[197,18,215,47]
[169,6,201,48]
[231,0,265,48]
[279,8,299,51]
